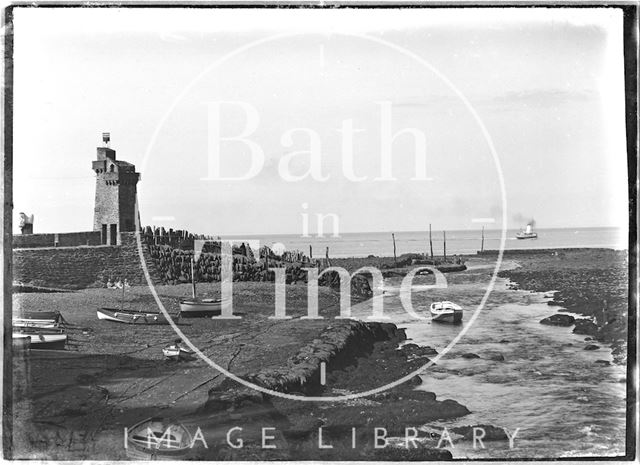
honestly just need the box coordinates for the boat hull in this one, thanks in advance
[97,308,169,325]
[429,301,463,324]
[430,309,463,323]
[516,233,538,240]
[162,345,194,360]
[13,320,59,329]
[178,299,224,317]
[126,417,193,460]
[12,332,67,350]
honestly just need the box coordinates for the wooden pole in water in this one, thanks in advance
[392,233,397,267]
[309,245,313,260]
[429,224,434,260]
[481,226,485,253]
[191,257,196,299]
[443,231,447,262]
[120,280,124,312]
[325,246,331,267]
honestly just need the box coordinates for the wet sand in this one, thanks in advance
[10,278,464,460]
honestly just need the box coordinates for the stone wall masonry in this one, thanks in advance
[144,240,372,299]
[12,229,372,299]
[13,232,157,290]
[13,231,102,249]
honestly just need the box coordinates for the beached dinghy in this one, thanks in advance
[178,257,226,317]
[126,417,193,460]
[97,308,169,325]
[13,318,59,329]
[162,344,194,360]
[12,332,67,350]
[430,301,463,323]
[178,298,226,317]
[14,310,64,329]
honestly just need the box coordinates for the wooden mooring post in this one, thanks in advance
[309,245,313,260]
[429,224,434,260]
[392,233,397,267]
[481,226,485,253]
[443,230,447,262]
[325,246,331,267]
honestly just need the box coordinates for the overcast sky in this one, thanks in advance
[12,7,628,235]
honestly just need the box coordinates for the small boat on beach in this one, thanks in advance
[126,417,193,460]
[13,318,59,329]
[516,223,538,240]
[178,298,226,317]
[178,257,226,317]
[13,310,64,329]
[14,311,63,327]
[12,332,67,350]
[430,301,463,323]
[97,308,169,325]
[162,344,194,360]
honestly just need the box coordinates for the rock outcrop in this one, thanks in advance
[573,318,599,336]
[540,314,575,326]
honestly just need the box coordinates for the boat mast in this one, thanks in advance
[191,257,197,299]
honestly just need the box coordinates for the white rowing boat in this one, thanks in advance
[13,318,59,329]
[430,301,463,323]
[162,344,194,360]
[126,417,193,460]
[178,298,226,317]
[97,308,169,325]
[12,332,67,350]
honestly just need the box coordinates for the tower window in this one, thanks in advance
[110,164,115,172]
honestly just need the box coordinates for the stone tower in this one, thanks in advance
[92,133,140,245]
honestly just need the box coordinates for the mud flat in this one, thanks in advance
[10,274,469,460]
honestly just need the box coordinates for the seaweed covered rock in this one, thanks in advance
[399,343,439,359]
[573,318,598,336]
[374,445,453,461]
[540,314,575,326]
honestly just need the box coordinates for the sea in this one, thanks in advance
[226,226,627,258]
[229,226,628,458]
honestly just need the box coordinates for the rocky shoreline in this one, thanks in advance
[196,321,469,461]
[498,248,628,364]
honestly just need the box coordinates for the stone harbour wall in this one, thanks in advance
[13,229,373,299]
[12,232,156,290]
[13,231,102,249]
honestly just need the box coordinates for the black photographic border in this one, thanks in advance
[1,2,637,461]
